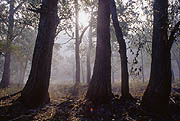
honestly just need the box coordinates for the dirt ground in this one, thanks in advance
[0,83,180,121]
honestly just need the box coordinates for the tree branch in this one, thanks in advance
[14,1,25,13]
[27,8,41,13]
[60,37,75,45]
[79,24,90,44]
[168,21,180,50]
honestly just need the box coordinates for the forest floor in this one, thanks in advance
[0,82,180,121]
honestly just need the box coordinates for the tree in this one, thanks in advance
[171,43,180,80]
[141,0,171,112]
[81,0,97,84]
[75,0,80,85]
[0,0,15,88]
[110,0,133,98]
[13,28,36,86]
[19,0,59,108]
[0,0,38,88]
[86,0,112,105]
[86,15,93,84]
[72,0,81,95]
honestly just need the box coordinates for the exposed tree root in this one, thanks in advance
[0,90,22,101]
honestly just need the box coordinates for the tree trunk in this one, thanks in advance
[0,0,14,88]
[171,67,175,82]
[111,55,115,84]
[19,0,59,108]
[141,49,145,83]
[75,0,80,85]
[179,48,180,80]
[18,59,28,87]
[87,15,92,84]
[172,49,180,80]
[110,0,132,99]
[177,60,180,80]
[72,62,75,83]
[141,0,171,113]
[86,0,112,105]
[72,0,81,96]
[81,60,85,83]
[112,71,115,84]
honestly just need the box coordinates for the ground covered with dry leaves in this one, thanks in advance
[0,83,180,121]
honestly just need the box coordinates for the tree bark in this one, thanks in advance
[171,67,175,82]
[72,0,81,96]
[75,0,80,85]
[18,58,28,87]
[81,60,85,83]
[141,0,171,113]
[172,49,180,80]
[86,0,112,105]
[141,49,145,83]
[19,0,59,108]
[0,0,15,88]
[112,71,115,83]
[87,15,93,84]
[110,0,132,98]
[111,55,115,83]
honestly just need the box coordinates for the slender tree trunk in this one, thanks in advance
[141,0,171,112]
[17,63,23,87]
[86,0,112,105]
[72,0,81,96]
[87,15,92,84]
[172,49,180,80]
[179,48,180,80]
[81,60,85,83]
[18,59,28,87]
[75,0,80,85]
[111,55,115,83]
[72,62,75,83]
[141,49,145,83]
[110,0,132,98]
[19,0,59,108]
[112,71,115,83]
[177,61,180,80]
[0,0,14,88]
[171,67,175,82]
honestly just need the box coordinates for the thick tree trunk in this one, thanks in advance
[0,0,14,88]
[86,0,112,105]
[19,0,59,108]
[87,16,92,84]
[110,0,132,98]
[141,0,171,113]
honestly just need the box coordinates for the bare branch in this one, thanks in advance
[59,37,75,45]
[14,1,25,13]
[27,8,41,13]
[79,24,90,44]
[168,21,180,50]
